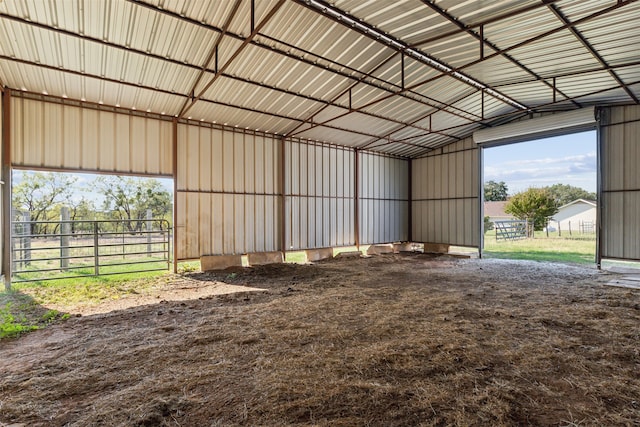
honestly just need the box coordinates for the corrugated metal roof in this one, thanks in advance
[1,0,639,158]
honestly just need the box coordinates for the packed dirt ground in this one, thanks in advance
[1,253,639,426]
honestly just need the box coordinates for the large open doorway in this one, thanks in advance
[10,170,174,283]
[482,130,597,265]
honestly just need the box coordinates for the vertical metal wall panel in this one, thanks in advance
[601,105,640,261]
[10,96,173,175]
[358,152,409,245]
[81,109,100,171]
[0,92,3,277]
[412,137,479,247]
[285,139,355,250]
[175,123,280,259]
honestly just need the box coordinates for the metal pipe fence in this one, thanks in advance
[11,218,171,283]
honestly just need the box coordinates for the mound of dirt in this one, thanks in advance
[1,253,638,426]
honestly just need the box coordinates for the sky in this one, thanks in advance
[14,129,597,204]
[483,130,597,195]
[13,171,174,207]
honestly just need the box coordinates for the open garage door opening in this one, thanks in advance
[481,131,598,266]
[10,169,174,284]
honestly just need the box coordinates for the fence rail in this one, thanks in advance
[494,220,528,241]
[11,217,171,283]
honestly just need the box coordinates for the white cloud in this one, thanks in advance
[485,152,596,193]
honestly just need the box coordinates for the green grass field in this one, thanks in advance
[1,266,174,339]
[482,229,596,265]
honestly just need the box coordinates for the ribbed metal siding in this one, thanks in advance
[412,137,480,247]
[0,92,3,276]
[176,123,280,259]
[600,105,640,260]
[359,152,409,244]
[10,96,173,175]
[285,140,354,250]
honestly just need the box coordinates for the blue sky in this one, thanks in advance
[13,171,174,207]
[15,130,597,203]
[483,131,597,195]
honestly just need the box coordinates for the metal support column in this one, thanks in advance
[280,136,287,257]
[408,158,412,242]
[2,89,11,290]
[354,148,360,250]
[595,108,603,269]
[172,118,178,273]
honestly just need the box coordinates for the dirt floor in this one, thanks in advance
[1,253,639,426]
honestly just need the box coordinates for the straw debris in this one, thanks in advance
[1,253,638,426]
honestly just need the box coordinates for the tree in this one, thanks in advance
[545,184,596,206]
[484,216,494,232]
[484,180,509,201]
[505,188,559,237]
[96,176,172,232]
[12,172,78,235]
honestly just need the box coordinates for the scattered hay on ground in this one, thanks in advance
[1,253,639,426]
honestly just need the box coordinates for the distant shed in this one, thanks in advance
[484,201,514,224]
[552,199,597,233]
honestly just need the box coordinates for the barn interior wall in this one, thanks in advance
[411,137,480,248]
[285,139,354,250]
[600,105,640,261]
[0,91,4,277]
[10,96,173,175]
[176,123,281,259]
[359,152,409,245]
[6,94,413,262]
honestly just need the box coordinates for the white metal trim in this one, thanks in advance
[473,107,597,146]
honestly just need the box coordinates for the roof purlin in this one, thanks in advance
[293,0,528,111]
[396,78,640,158]
[286,0,637,141]
[409,0,563,48]
[546,2,639,104]
[0,12,466,138]
[418,0,580,109]
[176,0,244,117]
[179,0,287,119]
[129,0,472,119]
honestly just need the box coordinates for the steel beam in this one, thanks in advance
[171,118,178,273]
[177,0,243,117]
[2,89,11,290]
[180,0,287,118]
[410,0,563,48]
[294,0,527,111]
[419,0,579,108]
[546,3,639,104]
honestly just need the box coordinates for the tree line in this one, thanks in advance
[12,172,172,236]
[484,180,596,236]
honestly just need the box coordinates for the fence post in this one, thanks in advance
[568,220,572,236]
[93,221,99,276]
[22,211,31,266]
[557,221,561,237]
[11,208,17,271]
[146,209,152,257]
[60,207,70,271]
